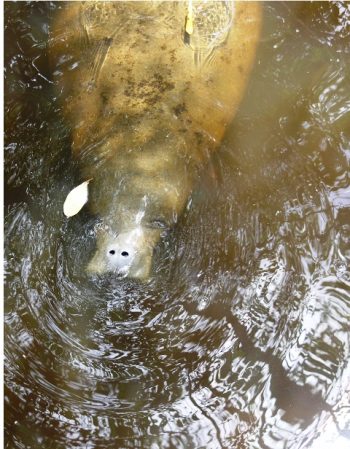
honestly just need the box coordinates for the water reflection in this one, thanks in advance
[4,2,350,449]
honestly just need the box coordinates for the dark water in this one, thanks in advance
[4,2,350,448]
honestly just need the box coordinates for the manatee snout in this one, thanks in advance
[87,226,162,281]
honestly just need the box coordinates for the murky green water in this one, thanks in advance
[4,2,350,448]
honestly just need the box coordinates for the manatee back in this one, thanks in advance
[50,1,262,157]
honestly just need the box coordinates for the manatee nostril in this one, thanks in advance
[121,251,129,257]
[109,250,116,255]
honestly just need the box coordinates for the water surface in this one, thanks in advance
[4,2,350,449]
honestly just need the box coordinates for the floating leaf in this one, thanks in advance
[63,179,91,217]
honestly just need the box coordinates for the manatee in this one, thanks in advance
[50,1,262,280]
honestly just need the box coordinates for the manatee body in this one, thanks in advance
[50,1,261,280]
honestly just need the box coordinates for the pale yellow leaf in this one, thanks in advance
[185,0,194,35]
[63,179,91,217]
[185,14,194,35]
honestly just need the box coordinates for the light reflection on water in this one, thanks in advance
[4,2,350,449]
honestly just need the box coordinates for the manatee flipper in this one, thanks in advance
[184,0,235,68]
[84,37,113,89]
[79,4,115,89]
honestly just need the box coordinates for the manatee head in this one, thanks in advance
[86,194,172,281]
[85,133,194,281]
[86,223,163,281]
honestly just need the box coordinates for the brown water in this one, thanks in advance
[4,2,350,449]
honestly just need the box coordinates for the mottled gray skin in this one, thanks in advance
[50,2,261,279]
